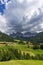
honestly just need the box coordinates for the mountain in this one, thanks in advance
[0,32,14,42]
[10,32,37,40]
[29,32,43,43]
[10,31,43,43]
[23,32,37,37]
[10,32,16,38]
[10,32,23,38]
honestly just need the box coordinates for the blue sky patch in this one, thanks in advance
[0,1,5,14]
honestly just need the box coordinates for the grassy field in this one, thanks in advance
[0,43,43,55]
[0,42,43,65]
[0,60,43,65]
[10,43,43,55]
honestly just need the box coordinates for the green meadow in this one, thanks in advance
[0,60,43,65]
[0,42,43,65]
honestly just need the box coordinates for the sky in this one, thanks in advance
[0,0,43,34]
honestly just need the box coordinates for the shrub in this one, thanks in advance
[33,45,40,49]
[22,52,26,59]
[40,45,43,49]
[27,44,30,48]
[25,53,30,59]
[18,50,22,59]
[0,50,4,61]
[31,56,35,60]
[18,40,24,44]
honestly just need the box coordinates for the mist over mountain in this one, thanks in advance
[10,32,37,39]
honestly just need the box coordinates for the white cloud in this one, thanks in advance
[0,15,8,33]
[0,0,43,33]
[5,0,43,33]
[17,0,24,3]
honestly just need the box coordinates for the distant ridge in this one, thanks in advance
[29,32,43,43]
[10,32,37,40]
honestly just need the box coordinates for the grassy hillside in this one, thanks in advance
[0,60,43,65]
[0,43,43,60]
[0,42,43,55]
[0,42,43,64]
[10,43,43,55]
[0,32,14,42]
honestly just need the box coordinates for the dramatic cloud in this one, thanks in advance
[0,0,11,33]
[0,15,7,32]
[0,0,43,33]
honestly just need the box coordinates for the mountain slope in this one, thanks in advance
[10,32,37,38]
[23,32,37,37]
[29,32,43,43]
[0,32,14,42]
